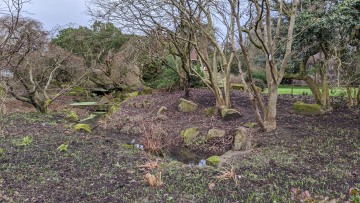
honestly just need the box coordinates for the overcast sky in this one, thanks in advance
[23,0,92,31]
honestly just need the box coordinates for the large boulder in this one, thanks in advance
[206,129,226,141]
[233,127,250,151]
[178,98,198,113]
[293,101,325,115]
[221,108,242,121]
[181,127,200,146]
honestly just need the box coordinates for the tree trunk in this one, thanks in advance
[264,84,278,132]
[319,66,330,107]
[304,76,322,104]
[224,66,231,108]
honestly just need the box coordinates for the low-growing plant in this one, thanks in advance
[291,187,360,202]
[0,147,4,157]
[66,111,79,122]
[73,124,91,133]
[57,144,69,152]
[16,136,33,147]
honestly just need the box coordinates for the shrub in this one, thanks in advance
[139,121,167,156]
[144,67,180,90]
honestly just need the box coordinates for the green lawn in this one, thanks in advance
[264,85,357,97]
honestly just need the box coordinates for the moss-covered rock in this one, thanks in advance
[139,87,153,95]
[221,108,242,121]
[243,122,258,128]
[206,129,226,141]
[293,101,325,115]
[178,98,198,113]
[206,156,221,166]
[181,127,200,145]
[233,127,248,151]
[126,91,139,98]
[73,124,91,133]
[203,107,218,117]
[231,83,263,93]
[231,83,245,90]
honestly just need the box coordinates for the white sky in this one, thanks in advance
[23,0,92,31]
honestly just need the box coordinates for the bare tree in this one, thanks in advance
[0,0,30,136]
[229,0,299,131]
[1,18,87,113]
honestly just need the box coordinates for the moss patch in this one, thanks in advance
[293,101,325,115]
[73,124,91,133]
[206,156,221,166]
[66,112,79,122]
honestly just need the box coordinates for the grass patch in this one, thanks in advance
[264,85,358,96]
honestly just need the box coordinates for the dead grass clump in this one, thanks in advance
[215,166,239,185]
[145,172,164,187]
[139,160,160,170]
[139,121,168,155]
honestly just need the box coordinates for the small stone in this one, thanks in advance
[178,98,198,113]
[181,127,200,145]
[157,106,168,115]
[221,108,242,121]
[206,129,226,141]
[243,122,258,128]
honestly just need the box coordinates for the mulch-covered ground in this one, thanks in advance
[0,88,359,202]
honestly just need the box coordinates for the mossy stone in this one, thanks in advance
[73,124,91,133]
[231,83,245,90]
[178,98,198,113]
[126,92,139,98]
[221,108,242,121]
[234,127,247,151]
[181,127,200,145]
[139,87,153,95]
[206,156,221,166]
[206,129,226,141]
[243,122,258,128]
[293,101,325,115]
